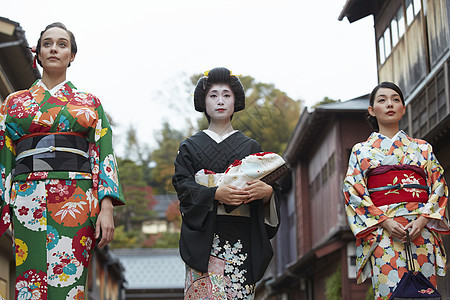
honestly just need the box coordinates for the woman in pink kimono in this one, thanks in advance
[343,81,449,299]
[0,22,124,299]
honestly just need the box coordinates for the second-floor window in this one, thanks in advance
[310,152,335,194]
[378,0,421,65]
[379,27,392,64]
[391,8,405,47]
[406,0,422,26]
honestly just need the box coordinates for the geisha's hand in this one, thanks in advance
[96,196,115,248]
[404,216,429,242]
[242,180,273,204]
[380,218,407,241]
[215,185,250,206]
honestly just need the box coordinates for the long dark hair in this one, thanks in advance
[367,81,405,131]
[36,22,77,67]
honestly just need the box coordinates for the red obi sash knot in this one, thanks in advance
[367,165,429,206]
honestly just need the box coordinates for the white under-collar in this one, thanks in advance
[203,129,238,143]
[37,79,68,96]
[377,130,404,142]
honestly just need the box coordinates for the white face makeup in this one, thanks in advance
[205,84,235,121]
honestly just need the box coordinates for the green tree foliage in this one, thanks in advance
[109,225,142,249]
[149,121,187,194]
[123,125,153,185]
[154,232,180,248]
[192,74,302,154]
[114,124,186,248]
[312,96,338,109]
[114,158,157,232]
[142,231,180,248]
[325,264,342,300]
[365,285,374,300]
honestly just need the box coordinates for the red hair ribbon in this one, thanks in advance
[29,46,37,68]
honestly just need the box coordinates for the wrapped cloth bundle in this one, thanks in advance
[195,152,289,189]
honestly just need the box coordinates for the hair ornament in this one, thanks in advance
[28,46,37,69]
[203,69,241,78]
[229,71,241,77]
[194,67,245,113]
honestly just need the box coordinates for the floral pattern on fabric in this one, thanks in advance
[0,80,125,299]
[369,216,440,299]
[185,234,255,299]
[72,226,95,267]
[48,236,84,287]
[16,270,47,300]
[343,131,450,299]
[13,181,47,232]
[66,286,84,299]
[47,225,60,251]
[15,238,29,266]
[49,185,89,227]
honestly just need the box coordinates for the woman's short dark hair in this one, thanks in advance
[36,22,77,68]
[367,81,405,131]
[193,67,245,119]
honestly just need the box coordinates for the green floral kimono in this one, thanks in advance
[0,80,124,300]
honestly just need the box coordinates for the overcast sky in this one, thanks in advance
[3,0,378,153]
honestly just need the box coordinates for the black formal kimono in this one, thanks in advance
[172,130,280,297]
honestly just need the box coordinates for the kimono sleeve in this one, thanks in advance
[87,96,124,206]
[0,96,15,237]
[244,140,281,236]
[172,140,217,230]
[421,144,450,233]
[342,144,388,238]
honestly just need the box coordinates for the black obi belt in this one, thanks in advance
[14,133,91,176]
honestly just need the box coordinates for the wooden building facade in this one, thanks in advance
[0,17,39,102]
[0,17,126,300]
[340,0,450,297]
[257,97,374,299]
[257,1,450,298]
[0,16,38,300]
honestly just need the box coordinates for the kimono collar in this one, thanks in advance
[203,129,238,143]
[368,130,408,144]
[35,79,69,96]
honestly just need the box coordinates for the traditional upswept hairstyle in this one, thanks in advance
[36,22,77,67]
[367,81,405,131]
[193,67,245,113]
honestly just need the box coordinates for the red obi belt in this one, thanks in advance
[367,165,429,206]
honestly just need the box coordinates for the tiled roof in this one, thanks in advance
[315,94,370,111]
[112,248,185,289]
[284,94,370,162]
[153,194,179,218]
[0,17,40,100]
[338,0,377,23]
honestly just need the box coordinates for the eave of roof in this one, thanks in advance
[283,95,369,163]
[0,17,40,99]
[338,0,381,23]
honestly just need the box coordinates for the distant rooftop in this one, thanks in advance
[153,194,178,219]
[315,94,370,111]
[112,248,185,290]
[284,94,370,163]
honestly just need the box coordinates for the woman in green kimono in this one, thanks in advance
[0,22,124,299]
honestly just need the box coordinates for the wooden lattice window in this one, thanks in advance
[408,65,449,138]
